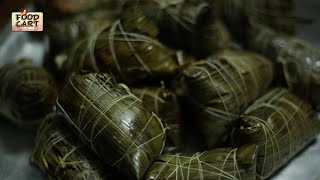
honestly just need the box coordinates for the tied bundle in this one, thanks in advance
[145,144,258,180]
[246,23,320,110]
[0,60,57,127]
[231,88,319,179]
[31,113,114,180]
[66,5,178,84]
[47,10,116,51]
[222,0,296,40]
[131,86,182,152]
[44,10,116,82]
[140,0,232,57]
[57,72,166,180]
[182,49,273,148]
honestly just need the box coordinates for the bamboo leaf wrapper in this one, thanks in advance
[46,9,116,51]
[65,5,178,84]
[131,87,182,152]
[246,23,320,110]
[182,49,274,148]
[145,144,258,180]
[31,113,117,180]
[140,0,232,57]
[57,72,166,180]
[0,60,57,127]
[231,88,320,179]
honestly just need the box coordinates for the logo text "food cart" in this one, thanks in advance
[11,10,43,32]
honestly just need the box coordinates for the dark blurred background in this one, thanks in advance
[295,0,320,47]
[0,0,30,28]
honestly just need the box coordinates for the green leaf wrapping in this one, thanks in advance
[57,72,166,180]
[31,113,117,179]
[46,9,116,51]
[246,23,320,110]
[94,22,178,83]
[65,5,178,84]
[140,0,232,57]
[131,86,182,152]
[231,88,320,179]
[145,144,258,180]
[182,49,273,148]
[0,60,57,127]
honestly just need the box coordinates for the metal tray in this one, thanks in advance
[0,1,319,180]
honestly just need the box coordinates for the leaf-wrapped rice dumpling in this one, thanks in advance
[44,10,116,83]
[31,113,118,179]
[131,86,182,152]
[46,9,116,51]
[0,60,57,127]
[246,23,320,111]
[231,88,320,179]
[57,72,166,180]
[140,0,232,57]
[140,0,210,36]
[145,144,258,180]
[182,49,273,148]
[221,0,296,40]
[65,5,179,84]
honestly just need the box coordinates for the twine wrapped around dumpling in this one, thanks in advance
[140,0,232,57]
[182,49,274,148]
[44,10,116,83]
[231,88,320,179]
[57,72,166,180]
[31,113,117,180]
[246,22,320,110]
[145,144,258,180]
[131,86,182,152]
[65,5,178,84]
[46,9,116,51]
[141,0,210,34]
[0,60,57,127]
